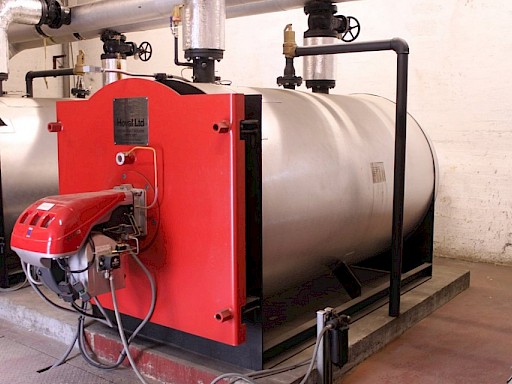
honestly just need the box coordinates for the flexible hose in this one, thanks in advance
[209,326,331,384]
[94,296,114,328]
[297,325,331,384]
[110,274,148,384]
[209,373,258,384]
[77,250,156,370]
[47,319,80,371]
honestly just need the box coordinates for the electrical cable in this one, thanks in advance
[43,315,81,372]
[94,296,114,328]
[76,250,156,370]
[124,147,159,209]
[22,262,77,315]
[101,68,191,83]
[78,315,120,370]
[246,359,310,379]
[26,263,43,285]
[102,69,155,78]
[22,262,111,324]
[297,325,331,384]
[210,373,258,384]
[110,274,148,384]
[56,254,95,274]
[71,301,111,324]
[209,325,332,384]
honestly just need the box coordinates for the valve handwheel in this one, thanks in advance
[341,16,361,42]
[138,41,153,62]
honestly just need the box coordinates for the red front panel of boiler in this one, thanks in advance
[56,79,247,346]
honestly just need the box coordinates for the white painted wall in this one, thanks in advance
[6,0,512,264]
[4,44,66,98]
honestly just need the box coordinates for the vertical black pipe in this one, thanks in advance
[389,53,408,317]
[0,161,7,288]
[294,38,410,317]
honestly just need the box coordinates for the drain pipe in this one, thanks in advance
[0,0,44,90]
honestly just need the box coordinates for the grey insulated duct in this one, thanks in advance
[7,0,357,55]
[0,0,43,79]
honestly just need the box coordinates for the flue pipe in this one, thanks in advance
[0,0,43,78]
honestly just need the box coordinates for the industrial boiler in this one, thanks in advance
[10,76,437,368]
[4,0,438,379]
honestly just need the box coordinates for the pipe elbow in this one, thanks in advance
[390,38,409,54]
[0,0,43,28]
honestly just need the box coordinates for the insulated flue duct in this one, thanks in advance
[7,0,358,55]
[0,0,43,78]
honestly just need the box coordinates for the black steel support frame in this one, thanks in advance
[295,38,411,317]
[25,68,75,98]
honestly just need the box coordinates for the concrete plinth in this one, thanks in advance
[0,263,469,383]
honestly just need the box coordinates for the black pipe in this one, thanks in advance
[294,37,409,317]
[25,68,75,98]
[0,73,6,97]
[0,161,7,288]
[174,36,193,68]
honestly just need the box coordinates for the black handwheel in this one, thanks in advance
[138,41,153,62]
[341,16,360,42]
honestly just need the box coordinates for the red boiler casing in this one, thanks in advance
[55,79,247,346]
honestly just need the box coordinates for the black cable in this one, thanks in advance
[71,302,108,320]
[28,274,77,315]
[56,257,96,274]
[56,236,96,274]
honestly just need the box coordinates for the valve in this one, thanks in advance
[41,0,71,29]
[101,30,137,58]
[338,15,361,42]
[138,42,153,62]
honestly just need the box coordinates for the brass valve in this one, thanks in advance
[283,24,297,58]
[74,50,86,75]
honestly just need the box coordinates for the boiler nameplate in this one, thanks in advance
[113,97,149,145]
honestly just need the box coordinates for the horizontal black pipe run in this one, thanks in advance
[295,38,409,317]
[25,68,75,98]
[295,38,409,56]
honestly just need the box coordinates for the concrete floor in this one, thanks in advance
[0,320,161,384]
[338,257,512,384]
[0,257,509,383]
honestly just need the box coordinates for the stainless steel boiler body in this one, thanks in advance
[1,85,436,297]
[192,85,437,296]
[0,97,58,256]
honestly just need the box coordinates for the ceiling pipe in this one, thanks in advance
[8,0,356,55]
[0,0,43,79]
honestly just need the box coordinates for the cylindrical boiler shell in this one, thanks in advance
[0,97,59,254]
[187,84,437,296]
[257,89,436,295]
